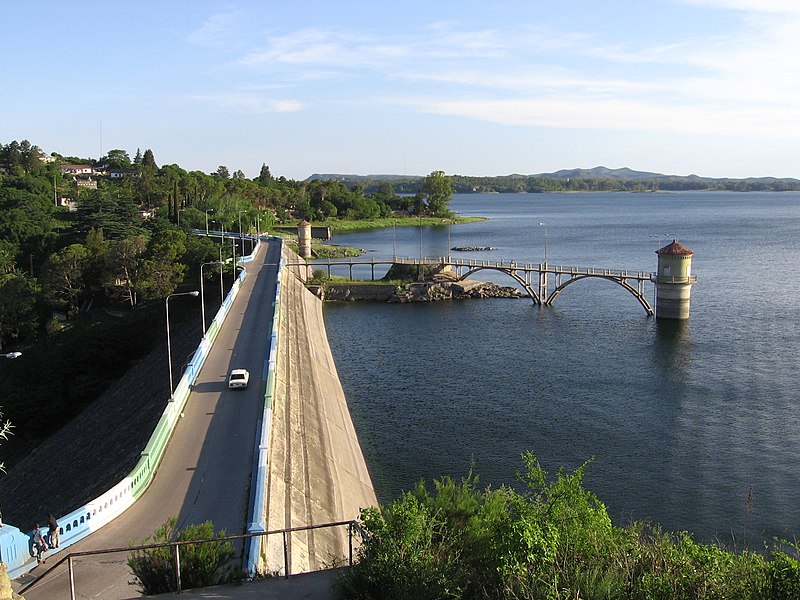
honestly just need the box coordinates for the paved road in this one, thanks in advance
[20,240,282,599]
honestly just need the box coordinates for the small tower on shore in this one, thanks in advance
[654,239,696,319]
[298,220,312,259]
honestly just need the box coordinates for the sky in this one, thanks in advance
[4,0,800,180]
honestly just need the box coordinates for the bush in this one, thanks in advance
[128,518,239,594]
[338,453,797,600]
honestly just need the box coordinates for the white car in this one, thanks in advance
[228,369,250,390]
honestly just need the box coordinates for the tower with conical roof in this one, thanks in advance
[654,239,697,319]
[298,220,312,259]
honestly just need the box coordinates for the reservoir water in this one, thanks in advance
[320,192,800,548]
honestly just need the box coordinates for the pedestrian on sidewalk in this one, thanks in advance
[48,513,60,548]
[32,523,48,564]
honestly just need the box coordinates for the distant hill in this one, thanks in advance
[306,167,800,193]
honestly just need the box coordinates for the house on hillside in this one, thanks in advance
[75,176,97,190]
[60,164,95,175]
[109,168,138,179]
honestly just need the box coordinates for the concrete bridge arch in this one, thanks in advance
[545,274,653,315]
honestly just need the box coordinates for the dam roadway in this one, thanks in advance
[21,241,376,598]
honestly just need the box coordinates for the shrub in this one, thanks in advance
[128,517,239,594]
[338,454,796,600]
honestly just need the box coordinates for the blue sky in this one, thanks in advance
[4,0,800,180]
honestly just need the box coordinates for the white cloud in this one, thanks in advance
[226,6,800,141]
[678,0,800,14]
[399,96,800,139]
[187,10,242,48]
[191,92,304,114]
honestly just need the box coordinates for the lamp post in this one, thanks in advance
[538,222,548,265]
[219,246,225,304]
[200,261,223,334]
[165,291,200,398]
[0,352,21,359]
[205,209,214,235]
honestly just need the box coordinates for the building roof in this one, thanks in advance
[656,240,694,256]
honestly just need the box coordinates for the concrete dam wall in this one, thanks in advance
[259,247,377,575]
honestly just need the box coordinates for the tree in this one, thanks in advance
[39,244,89,314]
[104,234,148,307]
[232,169,246,180]
[215,166,230,179]
[257,163,272,184]
[138,229,187,301]
[102,149,132,169]
[0,240,18,274]
[133,148,143,165]
[422,170,454,217]
[141,149,157,169]
[0,273,38,350]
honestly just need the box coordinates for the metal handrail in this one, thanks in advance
[20,519,363,598]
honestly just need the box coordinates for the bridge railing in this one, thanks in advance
[246,240,285,576]
[385,256,654,280]
[19,518,366,599]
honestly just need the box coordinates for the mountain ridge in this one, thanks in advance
[306,166,799,183]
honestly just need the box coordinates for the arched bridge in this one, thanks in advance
[304,256,656,316]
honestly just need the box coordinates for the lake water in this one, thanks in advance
[320,192,800,548]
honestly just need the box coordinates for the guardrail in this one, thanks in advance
[1,236,266,580]
[246,241,285,575]
[19,518,365,599]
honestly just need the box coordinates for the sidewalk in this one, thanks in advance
[146,568,340,599]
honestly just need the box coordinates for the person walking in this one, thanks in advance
[47,514,60,549]
[32,523,48,564]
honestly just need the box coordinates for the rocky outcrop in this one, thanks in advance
[389,280,521,302]
[312,279,521,302]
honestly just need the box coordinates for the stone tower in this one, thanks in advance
[655,239,696,319]
[298,220,312,259]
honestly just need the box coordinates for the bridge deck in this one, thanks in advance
[294,256,656,315]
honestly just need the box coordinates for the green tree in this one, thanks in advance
[102,149,132,169]
[84,227,109,303]
[138,229,187,301]
[104,234,148,307]
[0,273,39,350]
[422,170,453,217]
[0,239,18,274]
[257,163,273,184]
[141,149,157,169]
[39,243,89,314]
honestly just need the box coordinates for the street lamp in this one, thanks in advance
[205,209,214,235]
[165,291,200,398]
[0,352,21,359]
[219,246,225,304]
[538,222,548,265]
[200,261,223,333]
